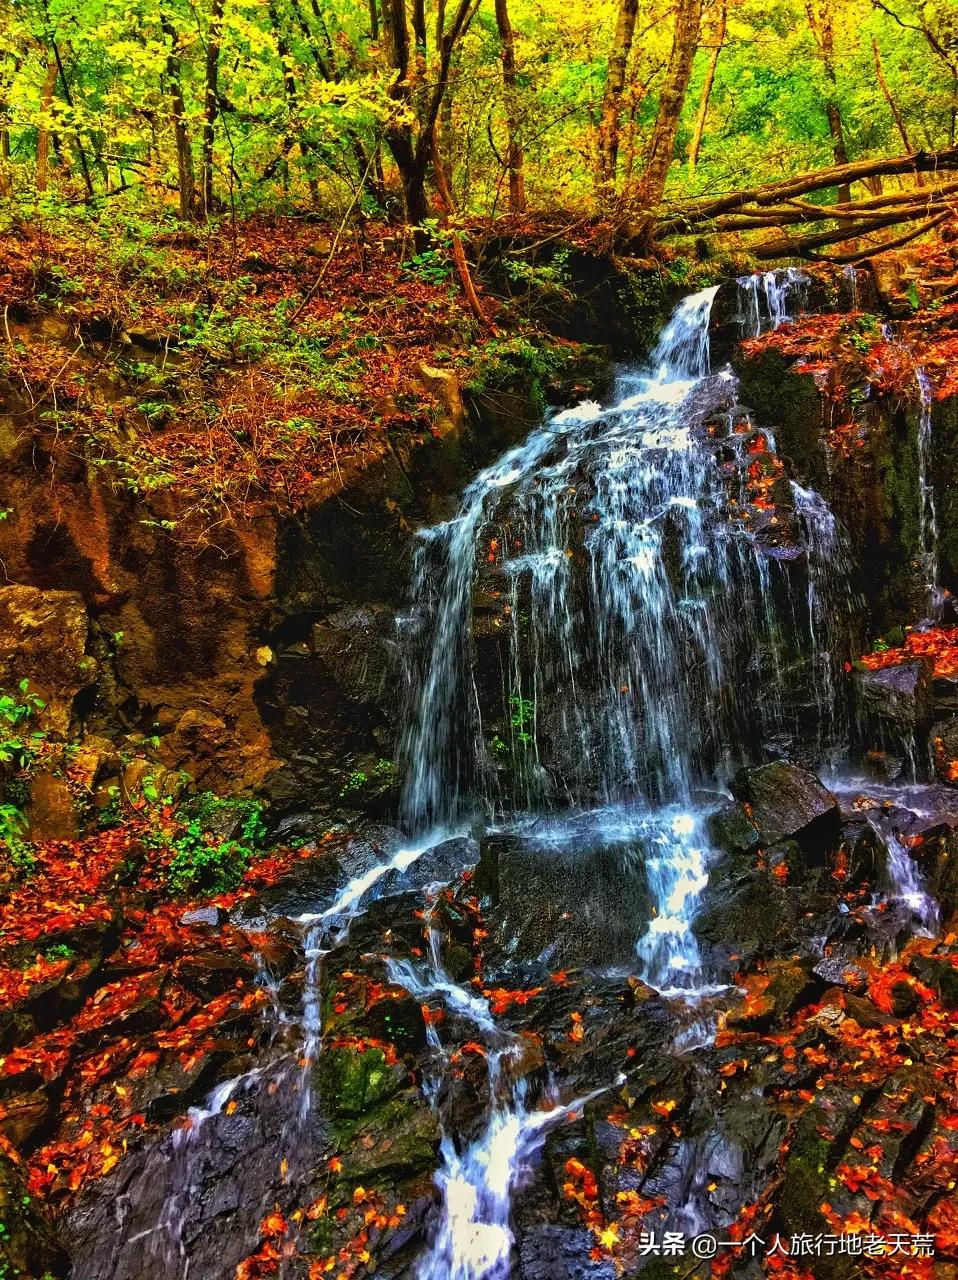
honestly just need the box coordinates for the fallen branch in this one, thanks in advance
[808,210,952,263]
[655,144,958,235]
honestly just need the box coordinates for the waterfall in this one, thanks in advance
[790,481,859,759]
[394,277,858,1280]
[915,368,942,619]
[399,278,851,831]
[736,267,808,337]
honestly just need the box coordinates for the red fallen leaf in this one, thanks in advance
[483,985,544,1015]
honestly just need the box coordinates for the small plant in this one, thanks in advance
[0,680,46,769]
[340,769,368,796]
[165,825,250,895]
[509,694,535,745]
[43,943,75,962]
[403,243,453,286]
[152,793,268,896]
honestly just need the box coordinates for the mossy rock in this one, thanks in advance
[323,1091,441,1201]
[0,1151,69,1279]
[316,1043,404,1120]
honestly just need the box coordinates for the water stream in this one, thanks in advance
[392,277,863,1277]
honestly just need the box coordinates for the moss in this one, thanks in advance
[780,1110,857,1280]
[317,1044,401,1121]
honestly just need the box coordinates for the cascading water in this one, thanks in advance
[916,368,942,619]
[736,267,808,337]
[394,276,861,1278]
[400,281,851,835]
[790,481,859,760]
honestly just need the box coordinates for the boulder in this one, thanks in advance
[731,760,840,857]
[24,771,77,840]
[0,584,94,735]
[856,661,929,743]
[477,822,652,972]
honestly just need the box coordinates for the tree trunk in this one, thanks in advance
[687,0,726,173]
[430,123,495,331]
[494,0,526,212]
[35,60,58,192]
[871,37,923,185]
[44,23,95,199]
[597,0,639,187]
[160,16,195,219]
[805,1,850,199]
[638,0,703,205]
[200,0,225,218]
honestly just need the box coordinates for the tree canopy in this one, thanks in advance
[1,0,956,242]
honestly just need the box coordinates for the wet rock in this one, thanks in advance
[842,992,888,1029]
[856,661,929,743]
[909,949,958,1007]
[0,584,95,735]
[65,1062,330,1280]
[0,1086,53,1149]
[234,842,343,921]
[693,868,786,965]
[726,992,776,1032]
[174,952,257,1000]
[180,905,229,928]
[0,1008,37,1053]
[333,1089,441,1186]
[316,1042,407,1119]
[478,827,652,972]
[731,760,840,858]
[931,715,958,781]
[764,958,821,1018]
[707,801,762,859]
[812,954,869,993]
[0,1148,70,1278]
[518,1225,617,1280]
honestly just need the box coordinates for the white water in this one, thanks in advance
[737,267,808,337]
[391,277,864,1278]
[915,368,942,619]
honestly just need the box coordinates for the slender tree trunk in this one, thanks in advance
[687,0,726,173]
[35,60,58,192]
[494,0,526,212]
[639,0,703,205]
[200,0,225,218]
[44,21,95,198]
[160,16,195,219]
[430,123,495,331]
[805,1,850,200]
[871,37,923,186]
[597,0,639,187]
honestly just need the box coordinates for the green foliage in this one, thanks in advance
[0,681,46,770]
[143,791,268,896]
[43,943,75,962]
[340,769,368,796]
[0,0,954,225]
[165,826,250,896]
[509,693,535,745]
[403,247,454,286]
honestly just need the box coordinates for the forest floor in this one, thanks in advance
[0,212,610,525]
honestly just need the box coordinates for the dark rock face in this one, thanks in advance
[64,1065,331,1280]
[477,825,652,973]
[730,759,840,855]
[857,660,929,743]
